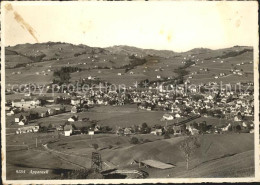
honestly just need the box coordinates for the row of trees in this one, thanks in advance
[53,66,82,84]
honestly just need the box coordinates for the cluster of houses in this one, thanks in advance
[6,77,254,134]
[6,97,66,126]
[5,51,254,136]
[11,98,41,109]
[16,125,39,134]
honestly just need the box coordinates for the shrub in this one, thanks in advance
[143,139,151,143]
[130,137,139,144]
[164,133,171,139]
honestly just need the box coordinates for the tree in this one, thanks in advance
[48,123,53,129]
[80,126,88,134]
[130,137,139,144]
[235,125,242,132]
[164,132,171,139]
[179,136,200,170]
[92,143,99,150]
[140,122,151,134]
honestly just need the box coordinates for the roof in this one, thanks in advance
[64,125,73,131]
[141,160,175,169]
[163,113,173,118]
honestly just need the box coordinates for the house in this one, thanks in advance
[12,108,21,115]
[162,114,174,121]
[173,125,182,135]
[5,106,11,111]
[56,125,64,131]
[31,98,41,106]
[124,127,133,135]
[151,128,163,136]
[188,125,199,135]
[234,115,242,122]
[6,111,13,116]
[88,130,95,135]
[71,98,81,106]
[38,110,49,118]
[71,106,80,113]
[94,125,101,132]
[174,113,181,118]
[15,115,24,123]
[68,115,78,122]
[12,99,31,108]
[24,93,32,97]
[18,120,27,126]
[242,122,248,128]
[47,109,56,116]
[46,99,55,103]
[16,125,39,134]
[222,123,231,131]
[116,128,124,136]
[64,125,73,136]
[155,128,163,136]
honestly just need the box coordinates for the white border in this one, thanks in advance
[1,1,259,184]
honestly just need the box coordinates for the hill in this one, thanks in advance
[106,45,177,58]
[5,42,253,86]
[47,133,254,178]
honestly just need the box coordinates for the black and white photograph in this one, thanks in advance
[1,1,259,183]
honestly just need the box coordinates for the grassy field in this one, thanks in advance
[6,104,238,134]
[6,43,253,86]
[5,127,254,179]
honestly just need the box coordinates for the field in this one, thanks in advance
[6,104,234,133]
[6,132,254,179]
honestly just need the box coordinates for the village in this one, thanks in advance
[4,42,255,179]
[3,0,258,181]
[5,75,254,137]
[4,44,256,179]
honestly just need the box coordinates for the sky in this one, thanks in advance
[3,1,258,52]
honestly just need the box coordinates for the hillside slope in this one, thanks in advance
[5,43,253,86]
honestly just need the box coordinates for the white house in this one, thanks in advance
[15,116,23,123]
[175,113,181,118]
[222,123,231,131]
[188,126,199,135]
[71,99,81,106]
[162,114,174,121]
[64,125,73,136]
[88,130,95,135]
[68,115,78,122]
[18,120,26,126]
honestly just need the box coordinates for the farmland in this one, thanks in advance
[6,104,236,131]
[6,132,254,179]
[5,43,253,87]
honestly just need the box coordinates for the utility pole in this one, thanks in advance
[91,152,102,172]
